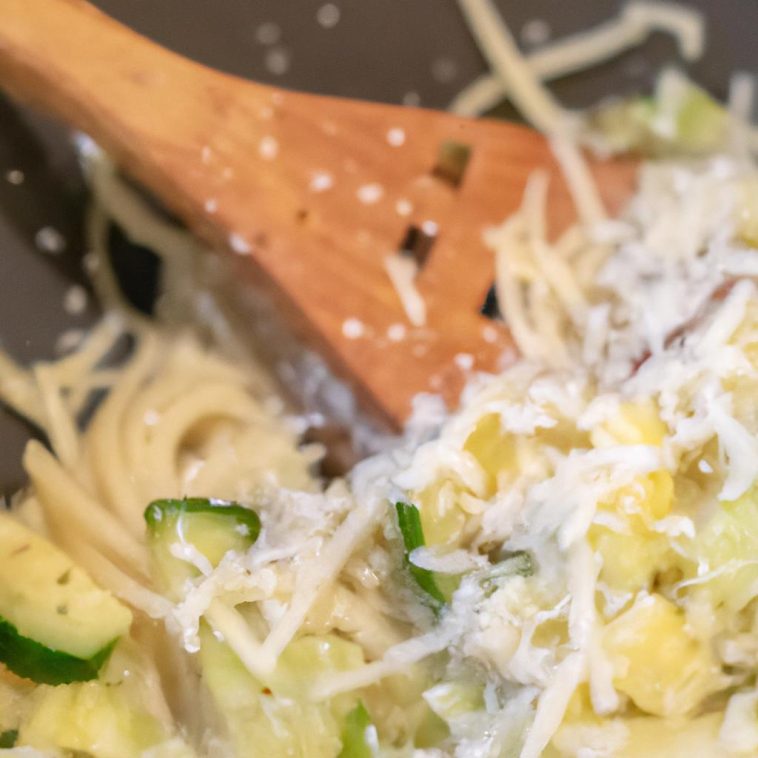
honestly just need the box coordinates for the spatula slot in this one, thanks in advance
[398,224,436,268]
[480,283,500,319]
[432,140,472,188]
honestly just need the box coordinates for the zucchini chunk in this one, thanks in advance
[144,498,260,593]
[395,502,446,606]
[18,680,177,758]
[0,514,132,685]
[338,701,375,758]
[199,624,361,757]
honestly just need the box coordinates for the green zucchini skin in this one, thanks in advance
[338,701,374,758]
[395,502,446,606]
[144,497,261,541]
[145,498,262,598]
[0,618,117,685]
[0,513,131,685]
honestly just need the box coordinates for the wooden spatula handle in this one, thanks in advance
[0,0,532,428]
[0,0,249,160]
[0,0,636,428]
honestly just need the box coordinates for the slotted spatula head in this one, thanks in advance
[0,0,636,427]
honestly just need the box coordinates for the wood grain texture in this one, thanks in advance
[0,0,637,427]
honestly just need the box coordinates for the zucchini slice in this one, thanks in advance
[338,701,375,758]
[0,513,132,685]
[18,680,171,758]
[145,498,260,594]
[198,624,361,757]
[395,502,446,606]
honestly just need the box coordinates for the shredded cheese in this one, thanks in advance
[384,254,427,327]
[451,1,704,117]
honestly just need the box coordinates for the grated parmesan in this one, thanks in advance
[384,254,427,327]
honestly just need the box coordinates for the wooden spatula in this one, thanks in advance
[0,0,635,428]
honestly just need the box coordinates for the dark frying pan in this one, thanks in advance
[1,0,755,495]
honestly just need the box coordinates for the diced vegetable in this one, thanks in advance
[591,402,667,449]
[274,634,366,699]
[0,620,117,688]
[12,640,196,756]
[667,73,729,154]
[414,481,467,547]
[395,502,446,606]
[145,498,260,594]
[590,69,729,157]
[463,413,516,496]
[692,488,758,612]
[144,498,260,561]
[591,476,675,594]
[589,96,658,155]
[17,680,174,758]
[199,625,362,757]
[480,551,534,597]
[588,405,676,592]
[552,713,723,757]
[603,593,717,717]
[617,713,724,757]
[338,701,375,758]
[591,526,672,593]
[423,680,484,723]
[0,513,131,685]
[424,677,527,752]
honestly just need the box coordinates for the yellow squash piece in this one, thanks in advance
[591,402,667,449]
[603,593,718,717]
